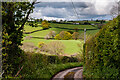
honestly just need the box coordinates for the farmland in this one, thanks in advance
[22,22,100,55]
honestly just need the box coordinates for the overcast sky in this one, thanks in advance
[30,0,119,21]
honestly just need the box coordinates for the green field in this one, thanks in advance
[50,23,97,29]
[23,22,99,55]
[24,24,42,32]
[23,38,83,55]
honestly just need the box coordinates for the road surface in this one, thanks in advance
[52,67,83,80]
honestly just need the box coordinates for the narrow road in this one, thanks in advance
[52,67,83,80]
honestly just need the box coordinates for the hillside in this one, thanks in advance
[22,22,100,55]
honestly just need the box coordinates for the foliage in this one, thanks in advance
[2,2,35,77]
[28,21,38,27]
[54,31,72,40]
[38,42,45,48]
[72,32,79,40]
[83,15,120,78]
[41,20,50,29]
[20,52,82,79]
[83,21,91,25]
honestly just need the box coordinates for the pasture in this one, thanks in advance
[22,22,99,55]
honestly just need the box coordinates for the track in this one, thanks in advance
[52,67,83,80]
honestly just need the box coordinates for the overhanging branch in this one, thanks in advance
[18,0,41,31]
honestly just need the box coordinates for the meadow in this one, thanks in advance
[22,22,100,55]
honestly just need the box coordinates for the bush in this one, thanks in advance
[72,32,79,40]
[20,52,82,79]
[54,31,72,40]
[83,15,120,78]
[38,42,45,48]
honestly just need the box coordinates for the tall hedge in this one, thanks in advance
[83,15,120,79]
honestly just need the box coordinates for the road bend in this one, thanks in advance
[52,67,83,80]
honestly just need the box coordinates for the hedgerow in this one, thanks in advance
[83,15,120,79]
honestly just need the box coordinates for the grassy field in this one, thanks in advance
[24,24,42,32]
[23,22,99,55]
[23,39,83,55]
[50,23,97,29]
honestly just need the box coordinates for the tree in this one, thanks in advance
[40,41,65,55]
[72,32,79,40]
[2,1,37,77]
[54,31,72,40]
[40,18,43,22]
[41,20,50,29]
[48,31,56,38]
[110,1,120,18]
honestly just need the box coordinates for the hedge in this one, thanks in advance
[83,15,120,79]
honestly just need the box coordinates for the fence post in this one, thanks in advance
[84,28,86,43]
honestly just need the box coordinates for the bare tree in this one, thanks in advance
[40,41,65,55]
[110,1,120,18]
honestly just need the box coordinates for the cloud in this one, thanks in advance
[30,0,116,20]
[35,2,89,9]
[36,0,116,2]
[40,7,69,18]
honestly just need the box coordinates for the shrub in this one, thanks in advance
[54,34,61,40]
[72,32,79,40]
[38,42,45,48]
[54,31,72,40]
[83,15,120,78]
[20,52,82,79]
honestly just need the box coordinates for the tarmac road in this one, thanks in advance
[52,67,83,80]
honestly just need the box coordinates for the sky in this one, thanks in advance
[30,0,119,21]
